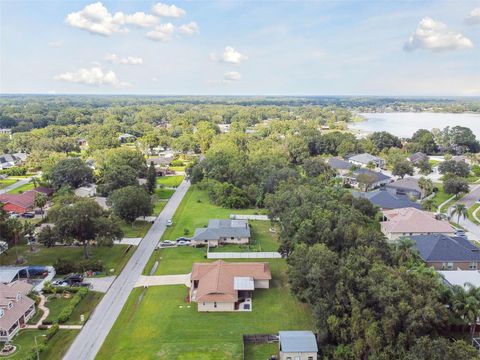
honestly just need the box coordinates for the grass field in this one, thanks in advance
[244,343,278,359]
[468,203,480,225]
[45,291,103,324]
[152,188,175,215]
[156,175,184,188]
[432,183,456,211]
[120,221,152,238]
[5,329,79,360]
[7,182,34,194]
[98,258,313,360]
[0,178,17,189]
[0,244,133,276]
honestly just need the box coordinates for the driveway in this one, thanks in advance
[63,180,191,360]
[84,276,116,293]
[135,274,190,288]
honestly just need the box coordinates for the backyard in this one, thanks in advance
[0,243,134,276]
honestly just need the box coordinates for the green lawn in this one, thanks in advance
[432,183,456,211]
[45,291,103,324]
[152,188,175,216]
[98,258,313,360]
[156,175,184,188]
[161,187,264,242]
[468,203,480,225]
[0,244,133,276]
[144,246,207,276]
[244,343,278,360]
[7,182,34,194]
[0,178,17,189]
[120,221,152,238]
[4,329,79,360]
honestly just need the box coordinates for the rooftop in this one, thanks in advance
[411,234,480,262]
[193,219,251,241]
[352,189,421,209]
[348,153,383,164]
[438,270,480,289]
[279,331,318,353]
[327,157,353,170]
[386,177,421,193]
[381,207,454,234]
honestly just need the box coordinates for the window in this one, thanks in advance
[286,358,292,360]
[447,262,454,270]
[0,309,4,318]
[295,357,300,360]
[308,357,314,360]
[214,302,217,308]
[7,302,12,310]
[469,262,477,270]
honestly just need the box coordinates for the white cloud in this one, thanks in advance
[112,12,159,28]
[404,17,474,52]
[65,2,129,36]
[223,71,241,82]
[54,66,131,87]
[465,8,480,25]
[105,53,143,65]
[222,47,248,65]
[48,41,63,48]
[152,3,186,18]
[178,22,199,35]
[146,23,175,42]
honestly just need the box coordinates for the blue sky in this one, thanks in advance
[1,0,479,95]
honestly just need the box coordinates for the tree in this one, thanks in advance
[108,186,153,226]
[33,192,47,217]
[451,284,480,341]
[443,177,469,198]
[369,131,401,151]
[451,203,468,224]
[410,129,437,154]
[146,161,157,193]
[302,158,334,178]
[97,164,138,196]
[392,159,414,179]
[356,172,377,191]
[416,158,432,175]
[421,198,435,211]
[45,157,93,190]
[418,177,434,197]
[439,160,470,178]
[48,198,123,259]
[6,217,26,264]
[195,121,218,153]
[37,225,58,248]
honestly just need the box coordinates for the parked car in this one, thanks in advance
[21,212,35,218]
[455,229,467,238]
[158,240,175,248]
[63,273,84,284]
[177,240,191,246]
[166,219,173,226]
[176,237,191,242]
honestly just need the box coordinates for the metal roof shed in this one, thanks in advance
[0,266,29,284]
[279,331,318,353]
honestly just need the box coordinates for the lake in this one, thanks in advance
[351,112,480,138]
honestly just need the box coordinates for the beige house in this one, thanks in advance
[279,331,318,360]
[0,281,35,342]
[192,219,251,247]
[381,207,455,241]
[189,260,271,312]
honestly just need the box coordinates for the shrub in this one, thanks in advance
[42,319,53,325]
[54,258,77,275]
[37,324,49,330]
[58,288,88,323]
[183,228,190,235]
[1,166,27,176]
[54,258,104,274]
[170,159,184,167]
[45,323,59,341]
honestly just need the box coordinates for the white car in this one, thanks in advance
[177,240,191,246]
[160,240,175,247]
[166,219,173,226]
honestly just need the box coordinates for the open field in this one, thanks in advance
[5,329,79,360]
[98,258,313,360]
[120,220,152,238]
[244,343,278,360]
[0,244,133,276]
[156,175,184,188]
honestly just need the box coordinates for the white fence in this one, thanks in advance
[230,214,270,221]
[207,252,282,259]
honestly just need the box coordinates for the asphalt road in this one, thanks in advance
[63,180,191,360]
[457,184,480,208]
[0,177,32,194]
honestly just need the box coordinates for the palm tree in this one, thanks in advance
[6,218,25,264]
[451,203,468,224]
[418,176,433,197]
[421,198,435,211]
[394,237,418,264]
[452,284,480,341]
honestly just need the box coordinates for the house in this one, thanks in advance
[326,157,354,175]
[74,184,97,198]
[278,331,318,360]
[192,219,251,247]
[438,270,480,289]
[0,129,12,137]
[344,168,391,190]
[117,133,135,143]
[0,153,27,170]
[352,189,421,210]
[0,187,53,214]
[410,234,480,270]
[0,267,31,284]
[218,124,231,133]
[189,260,271,312]
[0,281,36,342]
[386,177,423,199]
[408,152,428,164]
[347,153,385,168]
[380,207,455,241]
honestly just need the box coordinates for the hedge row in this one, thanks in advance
[58,287,88,324]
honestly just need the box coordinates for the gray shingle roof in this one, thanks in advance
[193,219,250,241]
[353,168,391,182]
[352,189,421,209]
[386,178,421,193]
[411,234,480,262]
[327,157,353,170]
[279,331,318,353]
[348,153,383,165]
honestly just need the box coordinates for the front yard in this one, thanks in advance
[120,221,152,238]
[156,175,184,188]
[7,182,34,194]
[0,178,17,189]
[0,244,133,276]
[44,291,103,324]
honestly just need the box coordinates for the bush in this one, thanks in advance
[45,323,59,340]
[0,166,27,176]
[42,319,53,325]
[37,324,48,330]
[54,258,104,275]
[58,288,88,324]
[170,159,184,167]
[54,258,76,275]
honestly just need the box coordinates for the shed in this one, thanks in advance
[279,331,318,360]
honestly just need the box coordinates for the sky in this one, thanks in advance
[1,0,479,96]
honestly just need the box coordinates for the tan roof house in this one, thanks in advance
[189,260,271,312]
[0,281,35,342]
[380,207,455,241]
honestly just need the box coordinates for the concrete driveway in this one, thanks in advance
[84,276,116,293]
[456,184,480,208]
[64,180,191,360]
[135,274,190,288]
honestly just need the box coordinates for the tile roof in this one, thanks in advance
[193,219,251,241]
[348,153,383,165]
[386,178,421,193]
[411,234,480,262]
[0,190,37,210]
[327,157,353,170]
[408,152,428,163]
[191,260,271,303]
[352,189,421,209]
[279,331,318,353]
[0,281,34,332]
[381,207,454,234]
